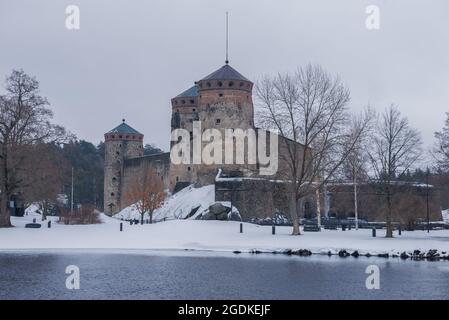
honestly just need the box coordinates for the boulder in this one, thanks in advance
[351,250,360,258]
[209,202,228,215]
[338,250,350,257]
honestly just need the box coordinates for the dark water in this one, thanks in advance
[0,251,448,300]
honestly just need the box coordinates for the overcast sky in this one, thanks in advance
[0,0,448,153]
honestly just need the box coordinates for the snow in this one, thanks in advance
[1,211,449,258]
[114,184,215,221]
[442,209,449,224]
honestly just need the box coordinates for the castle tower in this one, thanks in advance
[169,63,255,190]
[104,120,144,215]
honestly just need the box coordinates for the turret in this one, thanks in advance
[103,119,143,215]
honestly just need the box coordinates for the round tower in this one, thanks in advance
[169,63,255,190]
[196,63,254,130]
[104,119,143,215]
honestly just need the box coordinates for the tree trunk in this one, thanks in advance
[42,202,47,221]
[149,212,153,224]
[141,214,144,225]
[385,191,393,238]
[290,191,300,235]
[0,192,12,227]
[316,188,321,228]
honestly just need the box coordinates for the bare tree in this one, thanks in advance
[368,105,422,238]
[124,168,166,225]
[24,143,68,220]
[0,69,69,227]
[341,108,374,229]
[434,112,449,171]
[256,64,371,235]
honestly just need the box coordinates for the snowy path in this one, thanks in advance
[0,213,448,257]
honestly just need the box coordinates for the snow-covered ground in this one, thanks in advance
[442,209,449,224]
[114,184,215,221]
[1,211,448,258]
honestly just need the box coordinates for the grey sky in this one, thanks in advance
[0,0,448,152]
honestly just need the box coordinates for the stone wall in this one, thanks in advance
[121,152,171,209]
[215,178,291,220]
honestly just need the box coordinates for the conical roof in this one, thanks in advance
[200,64,250,82]
[176,85,199,98]
[107,120,142,135]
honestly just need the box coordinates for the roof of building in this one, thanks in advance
[200,64,250,82]
[107,120,142,135]
[176,85,199,98]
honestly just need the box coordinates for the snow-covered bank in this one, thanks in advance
[1,212,449,260]
[114,184,215,221]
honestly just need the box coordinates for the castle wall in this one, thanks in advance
[120,152,171,209]
[169,85,257,190]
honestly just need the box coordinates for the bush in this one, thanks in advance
[58,204,101,225]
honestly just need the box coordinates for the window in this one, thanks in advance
[187,166,191,171]
[119,135,122,139]
[229,81,234,87]
[112,177,117,181]
[176,176,179,182]
[110,192,115,197]
[207,82,211,87]
[219,93,223,97]
[216,119,221,124]
[240,82,244,87]
[181,100,186,104]
[116,151,120,155]
[175,100,178,105]
[190,100,194,104]
[192,108,196,112]
[218,81,223,87]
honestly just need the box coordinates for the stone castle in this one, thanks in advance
[104,62,305,219]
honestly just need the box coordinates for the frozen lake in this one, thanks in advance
[1,251,449,300]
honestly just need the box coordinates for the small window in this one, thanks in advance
[229,81,234,87]
[190,100,194,104]
[219,93,223,97]
[119,135,122,139]
[176,176,179,182]
[110,192,115,197]
[218,81,223,87]
[192,108,196,112]
[177,109,180,112]
[175,100,178,105]
[216,119,221,124]
[187,166,191,171]
[116,151,120,155]
[111,135,115,139]
[112,177,117,181]
[181,100,186,104]
[240,82,244,87]
[207,82,211,87]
